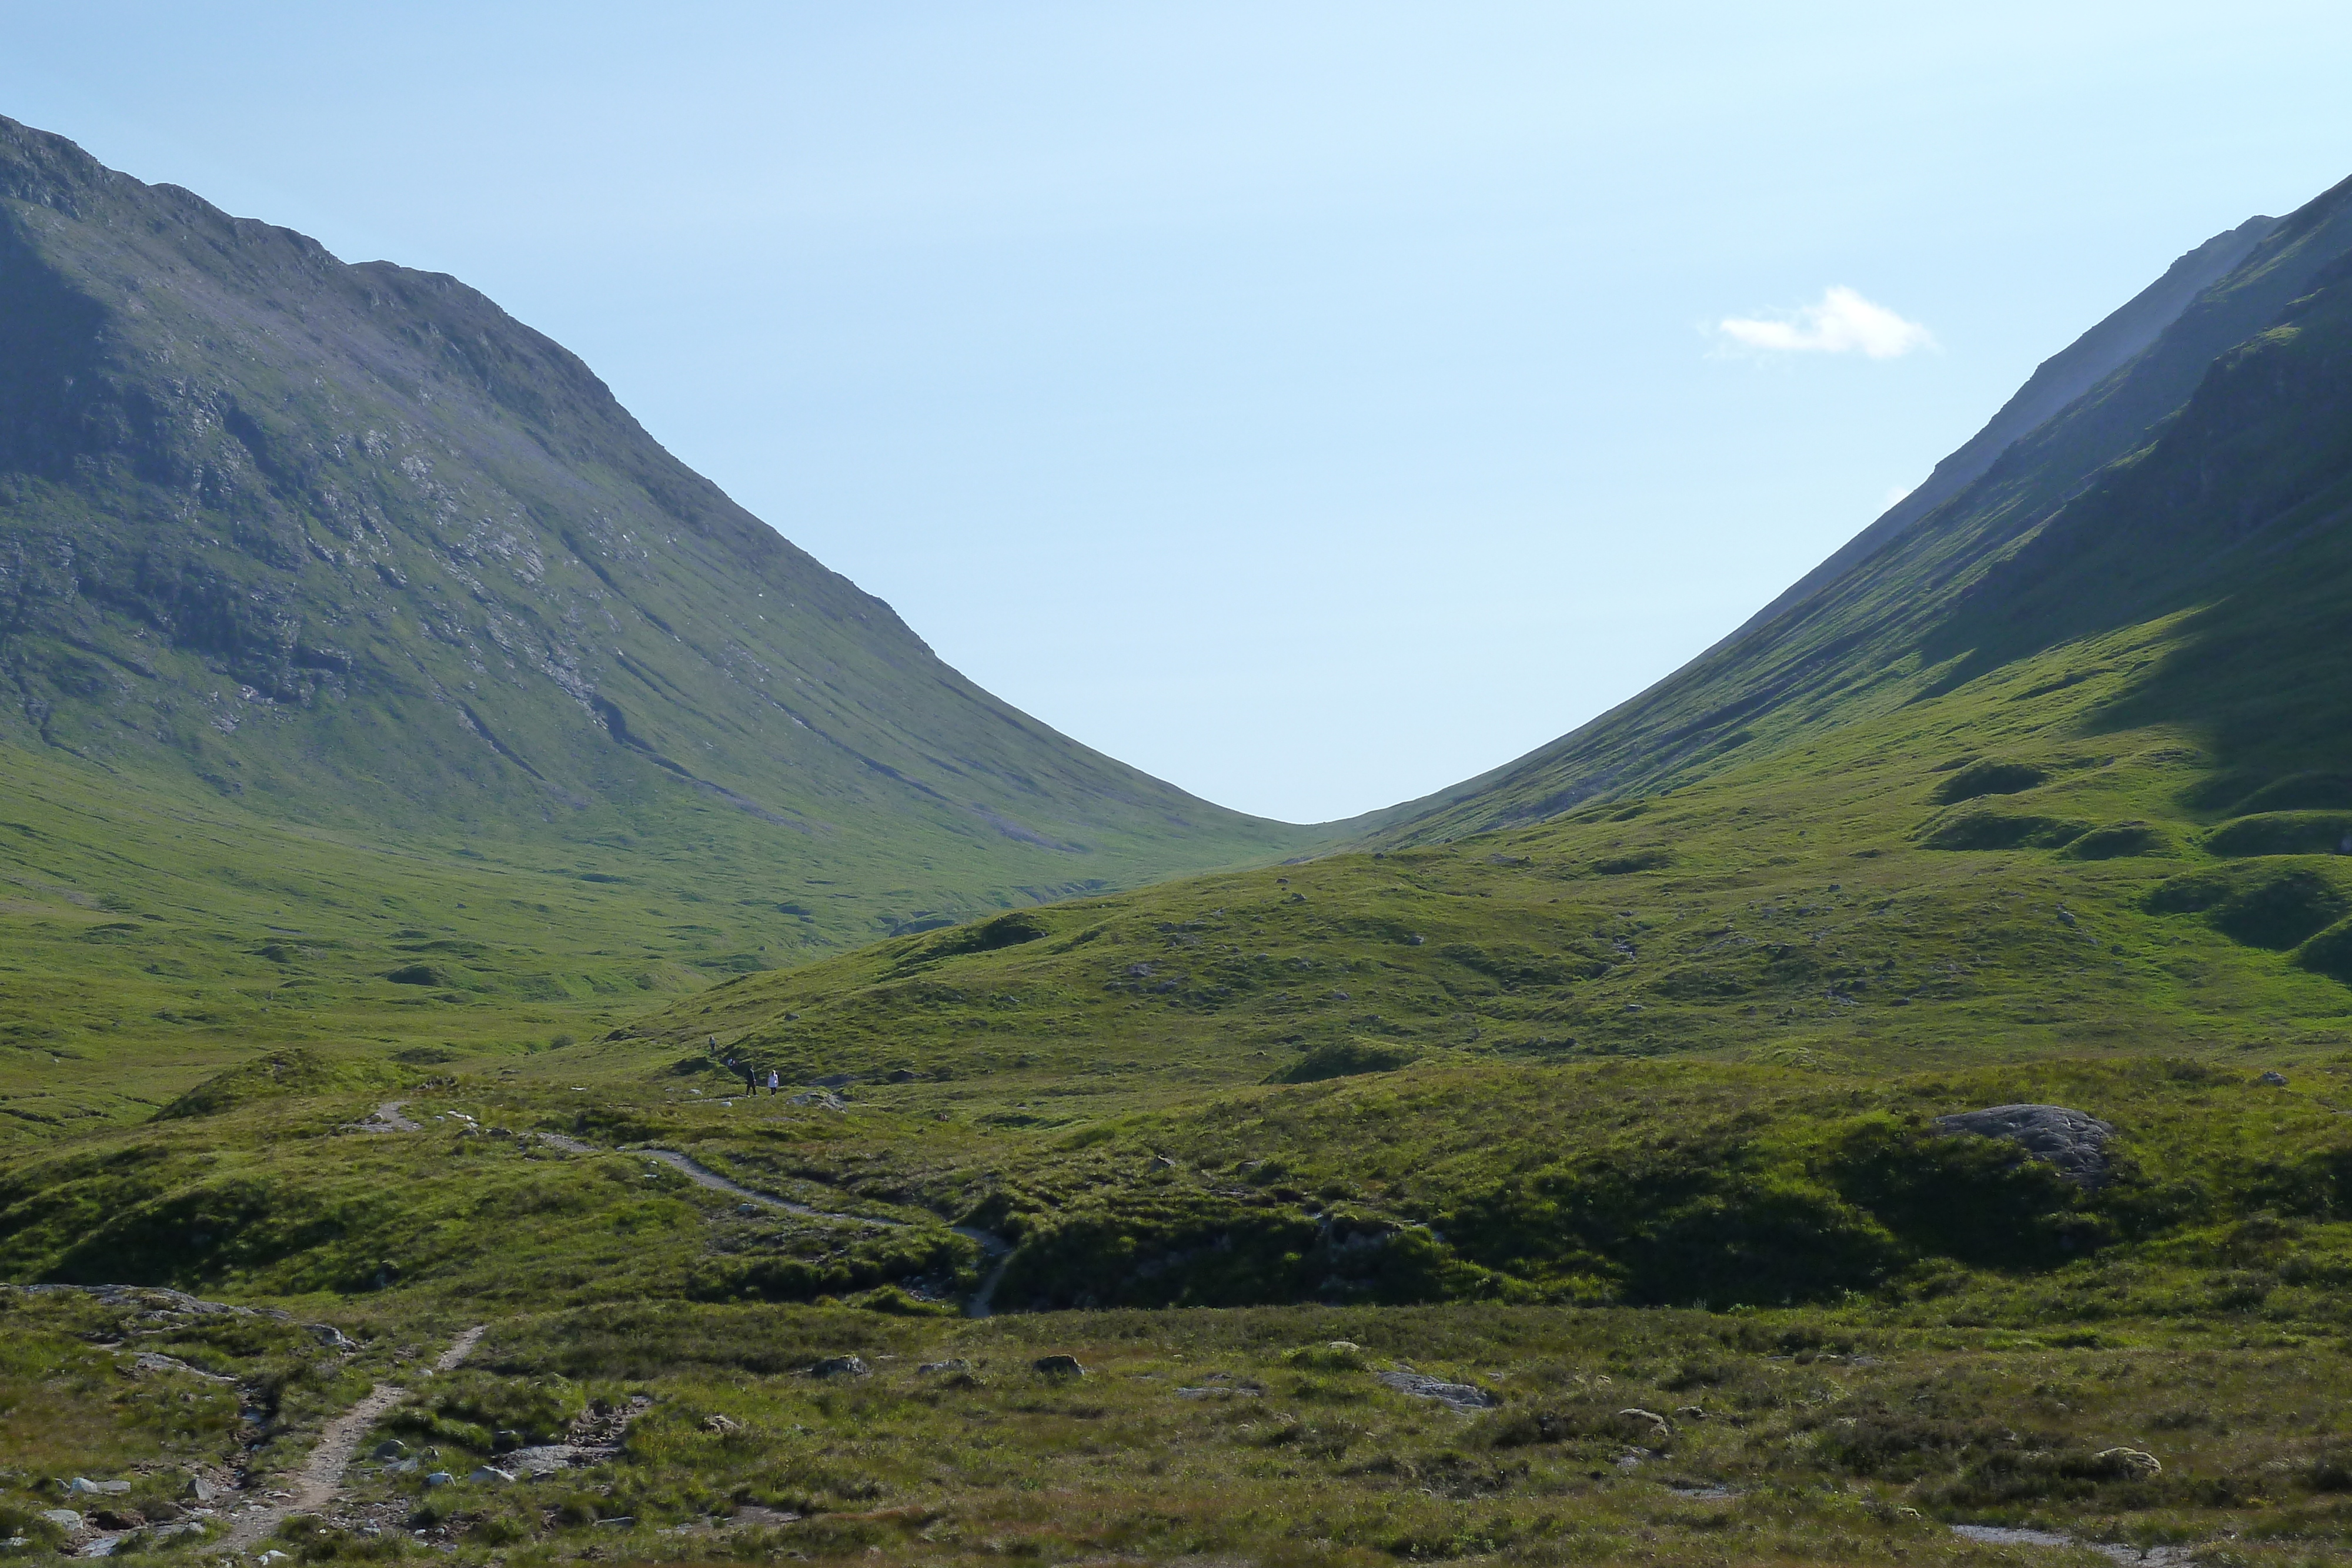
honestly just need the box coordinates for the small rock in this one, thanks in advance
[1374,1370,1498,1410]
[2093,1446,2162,1478]
[301,1322,355,1349]
[372,1440,407,1460]
[736,1202,762,1215]
[703,1414,741,1435]
[811,1356,868,1378]
[470,1466,516,1485]
[2257,1071,2289,1086]
[1032,1354,1087,1378]
[66,1478,131,1496]
[41,1510,83,1532]
[259,1553,292,1566]
[1151,1155,1178,1169]
[916,1359,971,1374]
[1674,1405,1708,1420]
[1327,1340,1361,1352]
[390,1459,418,1475]
[185,1476,218,1504]
[1618,1407,1674,1441]
[424,1472,453,1487]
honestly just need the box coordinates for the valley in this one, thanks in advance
[8,116,2352,1567]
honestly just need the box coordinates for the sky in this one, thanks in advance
[5,3,2351,824]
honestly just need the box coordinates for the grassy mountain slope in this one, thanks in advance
[0,115,1326,963]
[1378,176,2352,843]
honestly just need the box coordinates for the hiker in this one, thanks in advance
[740,1061,757,1095]
[767,1069,780,1096]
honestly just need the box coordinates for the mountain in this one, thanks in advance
[0,117,1328,991]
[544,160,2352,1315]
[1375,178,2352,841]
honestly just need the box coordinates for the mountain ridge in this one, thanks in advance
[0,115,1334,961]
[1369,172,2352,845]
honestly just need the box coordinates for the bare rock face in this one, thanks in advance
[1934,1105,2117,1188]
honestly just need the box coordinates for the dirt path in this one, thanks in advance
[641,1149,907,1229]
[643,1149,1017,1317]
[953,1227,1015,1318]
[213,1325,483,1556]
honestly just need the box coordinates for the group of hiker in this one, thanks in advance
[713,1035,784,1096]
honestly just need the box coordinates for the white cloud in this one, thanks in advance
[1719,286,1936,359]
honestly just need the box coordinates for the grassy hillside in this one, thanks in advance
[13,609,2350,1562]
[1377,173,2352,845]
[0,114,1329,985]
[15,617,2352,1308]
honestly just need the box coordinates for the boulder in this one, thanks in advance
[811,1356,868,1378]
[702,1414,741,1435]
[185,1476,219,1504]
[372,1439,407,1460]
[66,1478,130,1496]
[41,1510,83,1533]
[1032,1354,1087,1378]
[424,1472,453,1487]
[2093,1447,2162,1479]
[1372,1369,1498,1410]
[302,1322,355,1349]
[1933,1104,2117,1188]
[1617,1407,1675,1443]
[469,1466,516,1485]
[2257,1071,2290,1086]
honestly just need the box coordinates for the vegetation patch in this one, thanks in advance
[1931,758,2050,804]
[1267,1039,1422,1084]
[1917,809,2090,850]
[2204,810,2352,857]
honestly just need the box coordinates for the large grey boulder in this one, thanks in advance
[1934,1104,2116,1188]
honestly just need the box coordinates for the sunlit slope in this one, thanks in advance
[1377,172,2352,844]
[0,115,1326,963]
[16,625,2352,1315]
[638,617,2352,1109]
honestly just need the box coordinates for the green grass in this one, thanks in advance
[22,1285,2352,1566]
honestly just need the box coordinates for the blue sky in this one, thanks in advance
[6,2,2351,822]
